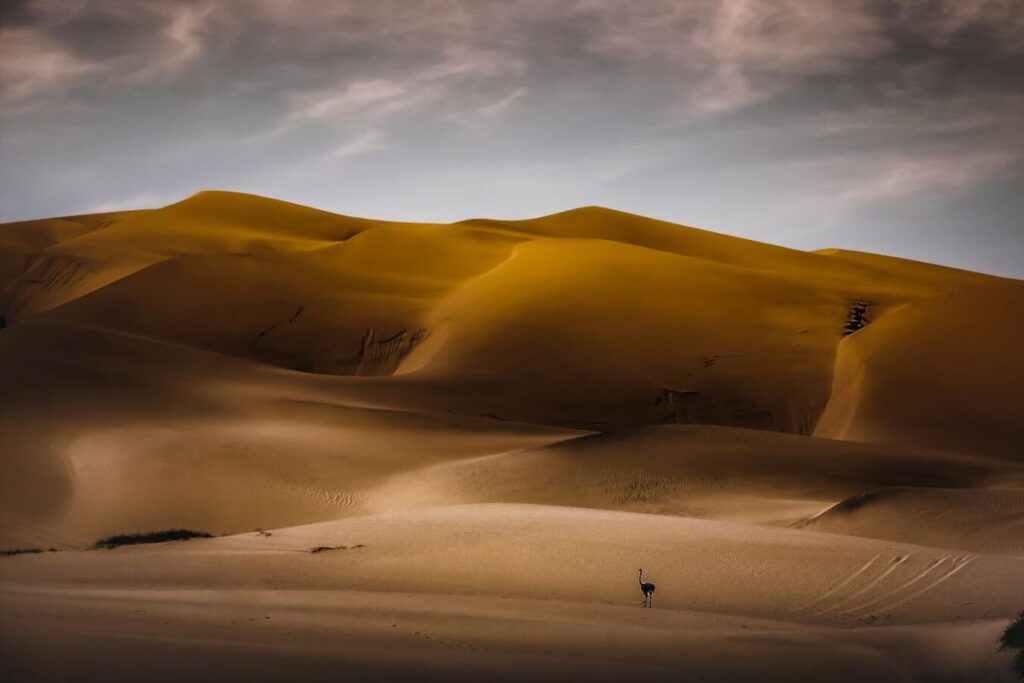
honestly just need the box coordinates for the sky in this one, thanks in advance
[1,0,1022,277]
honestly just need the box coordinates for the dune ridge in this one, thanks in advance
[2,191,1022,682]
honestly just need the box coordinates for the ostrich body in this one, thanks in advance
[638,569,656,608]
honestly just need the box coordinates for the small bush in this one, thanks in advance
[1001,611,1024,681]
[309,544,364,553]
[93,529,213,549]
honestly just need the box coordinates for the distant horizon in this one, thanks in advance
[5,186,1019,280]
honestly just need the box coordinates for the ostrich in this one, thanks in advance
[638,569,656,608]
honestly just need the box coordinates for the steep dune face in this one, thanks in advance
[3,192,1023,682]
[35,220,519,373]
[0,192,370,325]
[814,283,1024,460]
[5,192,1008,434]
[0,211,141,321]
[1,190,1022,547]
[400,238,844,430]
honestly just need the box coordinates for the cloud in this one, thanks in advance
[275,39,530,162]
[1,0,218,111]
[0,26,100,110]
[6,0,1020,120]
[124,2,214,82]
[291,79,416,120]
[329,129,389,161]
[477,87,529,117]
[895,0,1024,53]
[577,0,891,113]
[834,149,1020,204]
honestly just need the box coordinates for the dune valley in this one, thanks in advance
[1,191,1023,682]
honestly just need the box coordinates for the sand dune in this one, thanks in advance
[4,504,1021,625]
[6,191,1018,434]
[0,322,572,548]
[815,282,1024,459]
[801,487,1024,555]
[2,191,1022,681]
[369,425,1022,532]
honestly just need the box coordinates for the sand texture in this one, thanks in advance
[2,192,1022,681]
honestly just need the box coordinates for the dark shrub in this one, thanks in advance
[93,529,213,549]
[1001,611,1024,681]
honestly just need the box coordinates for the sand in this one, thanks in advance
[1,191,1022,681]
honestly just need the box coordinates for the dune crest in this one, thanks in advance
[2,192,1022,682]
[6,191,1016,436]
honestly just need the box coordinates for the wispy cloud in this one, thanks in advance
[579,0,890,113]
[288,44,525,122]
[897,0,1024,52]
[826,149,1020,206]
[1,0,218,111]
[0,26,100,110]
[291,79,417,120]
[477,87,529,117]
[329,129,389,162]
[124,2,214,82]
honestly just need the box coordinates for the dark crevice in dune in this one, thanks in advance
[254,304,306,342]
[843,300,872,335]
[353,327,427,376]
[254,323,276,340]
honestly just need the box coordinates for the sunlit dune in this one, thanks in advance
[1,191,1022,682]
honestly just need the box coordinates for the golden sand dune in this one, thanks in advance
[816,282,1024,459]
[368,425,1023,544]
[801,487,1024,555]
[1,191,1022,681]
[5,192,1017,434]
[0,322,572,548]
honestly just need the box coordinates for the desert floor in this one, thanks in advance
[2,193,1022,681]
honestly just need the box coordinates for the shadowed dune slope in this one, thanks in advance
[801,487,1024,555]
[4,191,1017,437]
[815,283,1024,460]
[0,322,574,548]
[2,190,1023,549]
[2,193,1024,682]
[0,192,374,322]
[368,425,1024,552]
